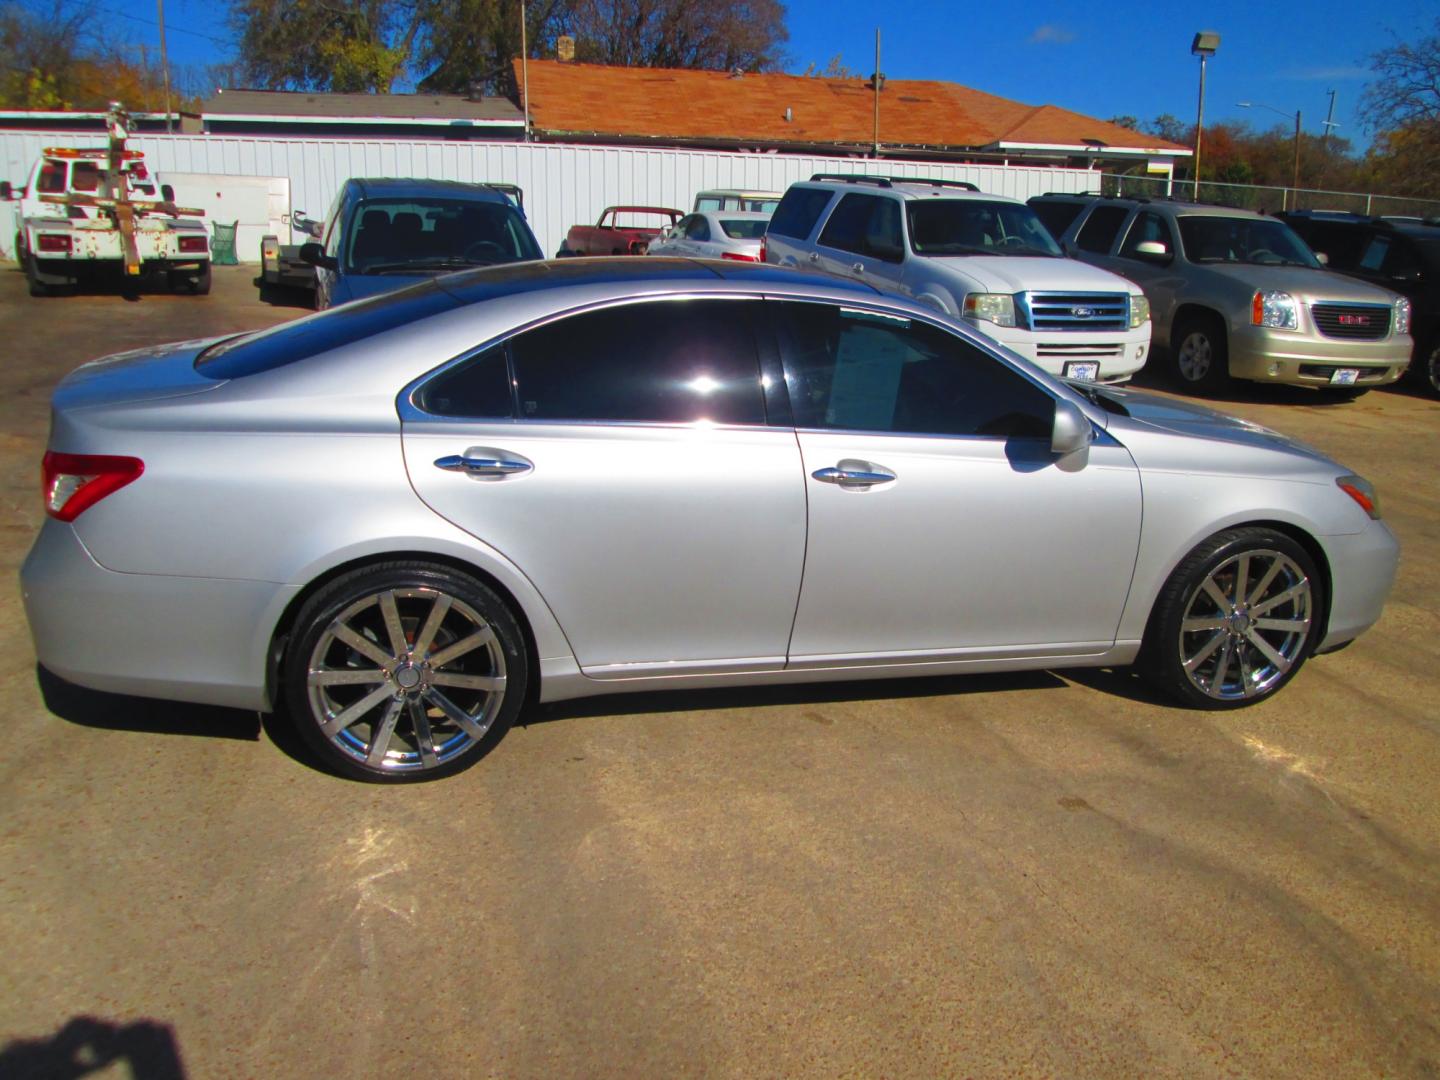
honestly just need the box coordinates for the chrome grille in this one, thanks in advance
[1023,292,1129,332]
[1311,303,1391,340]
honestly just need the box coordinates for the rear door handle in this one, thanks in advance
[434,453,532,478]
[812,464,895,487]
[852,262,864,274]
[808,251,819,262]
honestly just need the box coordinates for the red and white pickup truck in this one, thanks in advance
[560,205,682,256]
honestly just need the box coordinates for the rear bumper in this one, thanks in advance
[1229,326,1412,387]
[1318,519,1400,650]
[21,520,292,711]
[33,257,208,284]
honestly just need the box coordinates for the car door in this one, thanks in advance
[1112,210,1186,331]
[402,297,808,676]
[813,193,907,292]
[770,300,1142,662]
[684,213,714,256]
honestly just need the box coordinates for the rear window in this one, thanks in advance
[195,281,459,380]
[720,218,768,239]
[768,187,834,240]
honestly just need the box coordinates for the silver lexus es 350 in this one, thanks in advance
[21,259,1400,781]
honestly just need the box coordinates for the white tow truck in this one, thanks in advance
[2,103,211,296]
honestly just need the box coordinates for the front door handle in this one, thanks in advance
[812,464,895,487]
[434,453,532,478]
[808,251,820,262]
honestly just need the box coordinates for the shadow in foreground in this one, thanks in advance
[1060,665,1178,707]
[0,1016,185,1080]
[38,666,261,741]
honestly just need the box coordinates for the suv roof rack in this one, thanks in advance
[808,173,980,192]
[1035,190,1104,198]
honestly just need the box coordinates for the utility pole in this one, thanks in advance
[1292,109,1302,194]
[872,29,881,159]
[520,0,531,141]
[1321,89,1338,155]
[157,0,173,133]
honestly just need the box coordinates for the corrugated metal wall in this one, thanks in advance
[0,132,1100,260]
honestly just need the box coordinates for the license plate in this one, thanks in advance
[1064,361,1100,381]
[1330,368,1360,385]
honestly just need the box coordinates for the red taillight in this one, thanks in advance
[37,234,72,253]
[721,251,760,262]
[759,235,768,263]
[42,452,144,522]
[178,236,208,254]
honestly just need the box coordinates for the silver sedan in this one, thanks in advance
[646,211,769,261]
[21,259,1400,782]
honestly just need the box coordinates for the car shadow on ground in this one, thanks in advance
[37,666,261,741]
[0,1015,186,1079]
[252,276,315,309]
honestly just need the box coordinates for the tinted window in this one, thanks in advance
[1030,200,1086,239]
[820,194,904,261]
[509,300,764,425]
[1358,235,1390,272]
[685,216,711,241]
[1119,211,1172,259]
[37,161,66,193]
[416,346,512,418]
[1295,221,1368,268]
[1075,206,1130,253]
[345,197,541,273]
[908,200,1060,257]
[720,218,768,239]
[774,302,1053,438]
[1383,238,1423,279]
[196,282,458,379]
[768,187,834,240]
[1177,216,1318,267]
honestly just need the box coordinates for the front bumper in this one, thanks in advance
[21,520,294,711]
[1317,518,1400,651]
[1229,325,1412,387]
[977,322,1152,383]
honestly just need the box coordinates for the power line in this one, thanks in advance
[95,5,234,46]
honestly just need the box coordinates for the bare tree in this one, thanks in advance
[1359,18,1440,133]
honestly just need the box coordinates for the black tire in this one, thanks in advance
[283,561,529,782]
[187,262,212,295]
[1169,313,1231,395]
[1412,336,1440,397]
[1140,527,1324,709]
[24,252,49,297]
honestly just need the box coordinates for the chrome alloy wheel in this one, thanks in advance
[1178,549,1312,701]
[305,587,507,772]
[1176,331,1213,383]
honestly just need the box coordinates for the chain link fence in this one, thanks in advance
[1100,174,1440,221]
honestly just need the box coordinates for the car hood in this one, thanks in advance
[932,254,1139,295]
[1198,262,1399,303]
[336,272,437,304]
[1089,383,1337,467]
[54,338,225,410]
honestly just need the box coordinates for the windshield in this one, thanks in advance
[720,219,768,239]
[907,200,1062,257]
[1178,216,1320,268]
[345,198,541,275]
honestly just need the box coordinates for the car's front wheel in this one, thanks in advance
[1142,528,1323,708]
[283,562,529,782]
[1170,314,1231,394]
[1414,336,1440,397]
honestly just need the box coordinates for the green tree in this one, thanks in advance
[230,0,419,92]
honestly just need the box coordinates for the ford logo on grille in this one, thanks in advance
[1070,306,1095,319]
[1338,314,1370,326]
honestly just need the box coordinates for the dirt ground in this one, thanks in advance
[1,266,1437,1078]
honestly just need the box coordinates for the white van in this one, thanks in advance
[763,175,1152,382]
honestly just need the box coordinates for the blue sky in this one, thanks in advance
[95,0,1436,149]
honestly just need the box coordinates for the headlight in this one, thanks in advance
[1336,475,1381,520]
[963,293,1017,328]
[1395,296,1412,335]
[1129,294,1151,328]
[1251,290,1298,330]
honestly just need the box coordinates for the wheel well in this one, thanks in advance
[1139,520,1334,659]
[265,552,543,713]
[1168,303,1226,351]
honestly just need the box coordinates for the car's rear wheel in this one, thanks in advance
[1171,314,1231,394]
[1414,336,1440,397]
[1142,528,1323,709]
[283,562,528,782]
[24,251,50,297]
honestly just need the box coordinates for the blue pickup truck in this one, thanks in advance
[300,178,541,309]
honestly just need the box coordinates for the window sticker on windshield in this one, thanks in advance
[827,324,909,429]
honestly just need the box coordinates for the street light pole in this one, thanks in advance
[1190,32,1220,201]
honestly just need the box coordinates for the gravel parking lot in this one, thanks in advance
[1,265,1438,1077]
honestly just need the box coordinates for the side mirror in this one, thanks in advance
[161,183,175,202]
[0,181,11,200]
[299,242,338,270]
[1314,251,1329,266]
[1051,399,1094,456]
[294,211,322,239]
[1133,240,1171,263]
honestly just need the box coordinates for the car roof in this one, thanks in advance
[350,177,514,204]
[699,210,772,220]
[796,180,1017,205]
[696,189,783,197]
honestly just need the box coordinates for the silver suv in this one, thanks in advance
[1031,195,1413,396]
[765,176,1153,384]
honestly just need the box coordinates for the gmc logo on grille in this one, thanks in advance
[1338,314,1371,326]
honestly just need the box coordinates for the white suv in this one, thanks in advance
[764,175,1152,382]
